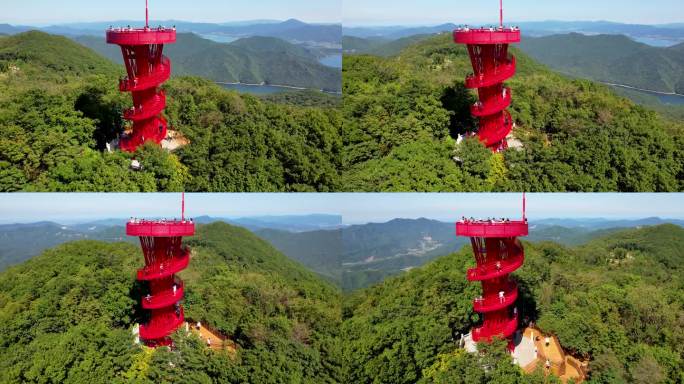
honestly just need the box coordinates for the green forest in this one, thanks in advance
[0,222,342,383]
[341,33,684,192]
[0,31,342,192]
[342,224,684,384]
[1,222,682,383]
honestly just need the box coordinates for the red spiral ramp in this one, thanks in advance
[127,219,194,347]
[106,16,176,152]
[456,194,528,348]
[453,3,520,152]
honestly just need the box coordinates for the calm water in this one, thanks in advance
[632,36,681,47]
[218,83,293,95]
[199,34,239,43]
[652,92,684,105]
[622,87,684,105]
[319,54,342,68]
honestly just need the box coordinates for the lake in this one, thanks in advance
[319,54,342,68]
[199,34,239,43]
[652,92,684,105]
[614,85,684,105]
[632,36,682,47]
[218,83,293,95]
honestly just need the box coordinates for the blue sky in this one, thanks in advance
[1,193,683,224]
[343,0,684,26]
[2,0,341,25]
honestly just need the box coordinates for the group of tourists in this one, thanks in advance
[460,216,513,224]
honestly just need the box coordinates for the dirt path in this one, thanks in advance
[186,321,237,354]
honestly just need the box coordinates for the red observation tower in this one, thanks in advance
[106,0,176,152]
[453,0,520,151]
[128,194,194,347]
[456,194,528,346]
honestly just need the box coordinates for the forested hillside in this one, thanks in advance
[519,33,684,94]
[74,33,342,92]
[0,222,342,383]
[342,224,684,383]
[0,31,342,192]
[342,33,684,192]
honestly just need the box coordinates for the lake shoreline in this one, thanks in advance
[601,82,684,97]
[216,81,342,95]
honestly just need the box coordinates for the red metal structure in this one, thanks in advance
[127,193,194,347]
[453,0,520,151]
[106,0,176,152]
[456,194,528,345]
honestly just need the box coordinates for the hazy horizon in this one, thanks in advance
[343,19,684,28]
[1,0,341,25]
[1,193,683,225]
[343,0,683,26]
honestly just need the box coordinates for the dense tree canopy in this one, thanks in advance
[1,221,682,383]
[341,34,684,191]
[0,222,342,383]
[0,31,342,192]
[341,224,684,383]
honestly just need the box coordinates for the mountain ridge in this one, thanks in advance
[519,32,684,94]
[73,32,341,91]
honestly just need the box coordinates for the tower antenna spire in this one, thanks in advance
[145,0,149,28]
[500,0,503,28]
[522,192,526,221]
[182,192,185,221]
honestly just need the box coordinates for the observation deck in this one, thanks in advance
[453,27,520,45]
[126,219,195,237]
[106,26,176,46]
[456,220,528,238]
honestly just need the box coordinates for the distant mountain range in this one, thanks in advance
[519,33,684,94]
[0,19,341,46]
[2,216,683,290]
[0,214,342,270]
[343,21,684,46]
[257,218,467,290]
[73,32,342,91]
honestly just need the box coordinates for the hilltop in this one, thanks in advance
[0,30,120,80]
[0,31,343,192]
[342,224,684,383]
[74,33,341,92]
[0,222,342,383]
[341,33,684,192]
